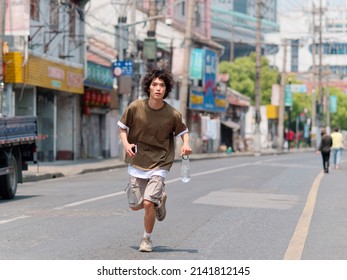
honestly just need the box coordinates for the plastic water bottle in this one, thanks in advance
[180,155,191,183]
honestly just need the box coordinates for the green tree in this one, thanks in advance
[329,88,347,130]
[290,92,311,132]
[288,76,311,127]
[218,52,279,105]
[290,85,347,131]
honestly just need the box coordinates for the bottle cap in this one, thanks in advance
[182,154,189,160]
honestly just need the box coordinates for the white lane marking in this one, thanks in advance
[0,215,31,225]
[283,171,324,260]
[2,157,320,225]
[53,162,253,210]
[191,162,252,177]
[52,159,303,209]
[53,191,125,210]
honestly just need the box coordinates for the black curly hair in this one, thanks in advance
[141,67,174,99]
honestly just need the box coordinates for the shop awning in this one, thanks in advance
[221,120,240,130]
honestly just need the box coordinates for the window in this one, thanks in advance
[291,39,299,72]
[309,43,347,55]
[50,0,59,31]
[195,3,202,27]
[69,4,76,39]
[233,0,247,14]
[30,0,40,21]
[180,2,185,16]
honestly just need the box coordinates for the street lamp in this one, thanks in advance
[178,0,195,124]
[114,14,171,111]
[285,78,292,150]
[253,0,262,155]
[115,15,165,60]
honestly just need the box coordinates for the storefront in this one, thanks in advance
[82,61,114,159]
[4,52,84,161]
[224,88,250,152]
[189,88,227,153]
[185,48,227,153]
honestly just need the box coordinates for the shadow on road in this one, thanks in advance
[130,246,198,254]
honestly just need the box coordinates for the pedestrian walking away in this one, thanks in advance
[330,127,344,169]
[318,128,332,173]
[117,66,192,252]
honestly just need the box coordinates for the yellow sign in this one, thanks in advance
[215,97,227,108]
[190,94,204,105]
[4,52,84,94]
[3,52,23,83]
[266,105,279,119]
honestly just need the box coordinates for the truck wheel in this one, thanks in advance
[0,152,18,199]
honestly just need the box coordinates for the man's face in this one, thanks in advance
[149,77,166,100]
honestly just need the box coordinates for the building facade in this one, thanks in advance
[3,0,89,161]
[87,0,226,154]
[82,38,118,159]
[265,2,347,90]
[211,0,279,61]
[264,1,347,148]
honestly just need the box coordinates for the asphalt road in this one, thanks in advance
[0,152,346,260]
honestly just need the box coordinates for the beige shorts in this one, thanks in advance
[126,175,165,208]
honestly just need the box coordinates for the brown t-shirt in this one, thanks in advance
[119,99,188,171]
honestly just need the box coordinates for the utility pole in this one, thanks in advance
[129,0,136,55]
[325,67,330,133]
[254,0,262,155]
[277,40,287,152]
[311,2,317,147]
[129,0,139,103]
[179,0,194,124]
[148,0,157,37]
[145,0,158,70]
[230,27,234,62]
[116,0,128,61]
[115,0,131,138]
[0,0,4,116]
[318,0,323,128]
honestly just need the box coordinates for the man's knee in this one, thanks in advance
[130,205,143,211]
[143,200,155,211]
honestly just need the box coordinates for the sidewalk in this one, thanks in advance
[22,148,315,183]
[23,157,126,182]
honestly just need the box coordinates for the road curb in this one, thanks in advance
[79,164,127,174]
[23,172,64,183]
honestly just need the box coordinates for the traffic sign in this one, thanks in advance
[111,60,133,77]
[330,95,337,113]
[284,85,293,107]
[289,84,307,93]
[113,67,122,77]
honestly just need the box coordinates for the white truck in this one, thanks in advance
[0,116,37,199]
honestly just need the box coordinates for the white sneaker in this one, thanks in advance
[139,237,153,252]
[155,192,167,221]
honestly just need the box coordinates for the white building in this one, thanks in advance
[265,0,347,91]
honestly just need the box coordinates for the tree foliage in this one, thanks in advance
[290,86,347,131]
[329,88,347,130]
[218,54,347,130]
[218,52,279,105]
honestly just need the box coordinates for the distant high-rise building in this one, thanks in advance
[211,0,278,61]
[265,2,347,91]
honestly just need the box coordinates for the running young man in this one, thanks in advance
[118,67,192,252]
